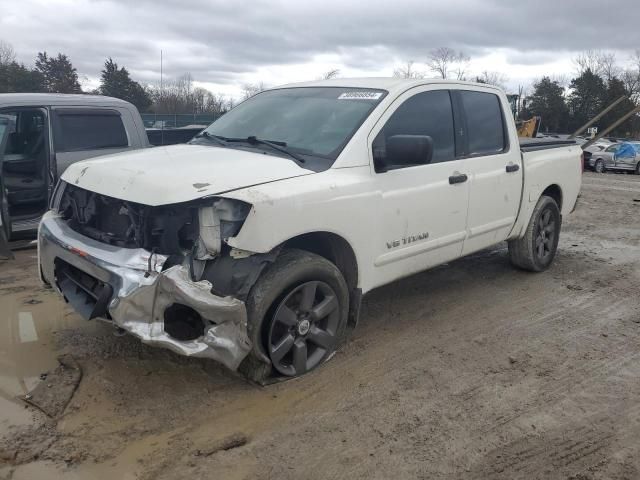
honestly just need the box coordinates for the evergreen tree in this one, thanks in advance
[0,61,45,93]
[567,68,606,132]
[35,52,81,93]
[99,58,151,111]
[527,77,569,133]
[600,77,637,138]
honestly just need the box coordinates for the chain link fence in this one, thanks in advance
[141,113,220,129]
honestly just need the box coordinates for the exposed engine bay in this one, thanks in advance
[57,183,251,257]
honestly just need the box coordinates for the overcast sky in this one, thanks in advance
[2,0,639,98]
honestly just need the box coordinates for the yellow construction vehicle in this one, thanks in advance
[517,116,541,138]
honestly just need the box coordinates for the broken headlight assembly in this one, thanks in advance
[194,198,252,260]
[57,184,251,261]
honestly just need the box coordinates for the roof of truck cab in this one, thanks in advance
[276,77,504,95]
[0,93,135,108]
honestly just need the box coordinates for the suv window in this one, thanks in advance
[54,110,128,152]
[372,90,455,170]
[460,91,507,156]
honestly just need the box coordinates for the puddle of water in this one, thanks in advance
[5,460,139,480]
[0,250,86,429]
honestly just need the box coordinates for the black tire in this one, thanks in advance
[635,162,640,175]
[508,195,561,272]
[594,159,605,173]
[241,249,349,380]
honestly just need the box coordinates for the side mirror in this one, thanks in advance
[377,135,434,172]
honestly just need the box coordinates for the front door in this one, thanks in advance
[0,115,13,258]
[454,88,523,255]
[369,87,469,288]
[614,143,637,171]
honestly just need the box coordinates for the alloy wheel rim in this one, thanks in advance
[268,281,340,376]
[535,208,556,261]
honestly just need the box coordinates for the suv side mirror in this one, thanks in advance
[377,135,434,172]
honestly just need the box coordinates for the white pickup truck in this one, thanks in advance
[36,78,582,382]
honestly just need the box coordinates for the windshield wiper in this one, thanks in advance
[193,131,228,146]
[222,136,306,164]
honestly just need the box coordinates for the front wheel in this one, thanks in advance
[242,249,349,380]
[508,195,561,272]
[635,162,640,175]
[594,159,605,173]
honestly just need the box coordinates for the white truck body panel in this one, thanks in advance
[59,78,582,294]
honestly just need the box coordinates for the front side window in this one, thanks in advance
[372,90,456,170]
[605,145,618,152]
[460,90,507,156]
[3,110,46,157]
[54,110,128,152]
[201,87,386,165]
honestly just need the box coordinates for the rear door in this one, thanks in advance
[454,88,523,255]
[0,115,13,258]
[51,107,131,177]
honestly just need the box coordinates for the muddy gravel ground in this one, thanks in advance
[1,171,639,480]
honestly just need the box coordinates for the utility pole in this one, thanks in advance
[160,50,164,145]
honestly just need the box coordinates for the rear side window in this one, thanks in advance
[373,90,456,169]
[54,110,128,152]
[460,91,507,156]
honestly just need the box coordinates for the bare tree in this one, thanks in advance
[241,81,267,100]
[550,74,569,89]
[148,73,229,115]
[598,52,620,81]
[476,70,508,89]
[621,52,640,102]
[321,69,341,80]
[427,47,469,80]
[573,50,619,79]
[0,40,15,66]
[393,61,424,79]
[573,50,602,76]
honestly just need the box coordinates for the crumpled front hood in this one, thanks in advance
[61,144,315,206]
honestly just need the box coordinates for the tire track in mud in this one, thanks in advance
[342,241,640,478]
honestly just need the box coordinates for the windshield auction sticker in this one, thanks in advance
[338,92,383,100]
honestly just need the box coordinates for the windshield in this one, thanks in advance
[199,87,386,164]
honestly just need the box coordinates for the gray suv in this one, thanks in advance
[0,94,149,257]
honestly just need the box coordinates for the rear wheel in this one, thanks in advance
[594,159,605,173]
[509,195,561,272]
[242,249,349,380]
